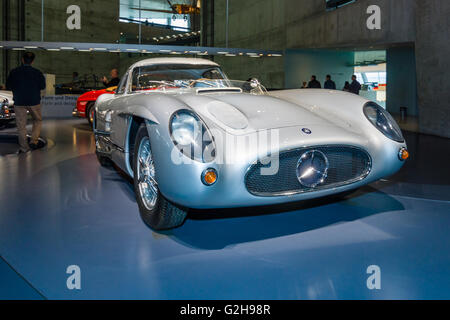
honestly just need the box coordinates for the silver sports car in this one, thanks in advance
[94,58,409,230]
[0,90,15,126]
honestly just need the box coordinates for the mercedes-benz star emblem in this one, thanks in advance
[302,128,312,134]
[296,150,329,188]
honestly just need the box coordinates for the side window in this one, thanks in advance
[116,71,129,95]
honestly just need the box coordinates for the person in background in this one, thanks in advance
[0,84,6,90]
[349,75,362,95]
[72,72,80,84]
[308,75,321,89]
[343,81,351,92]
[301,81,308,89]
[324,75,336,90]
[102,69,120,88]
[6,52,46,154]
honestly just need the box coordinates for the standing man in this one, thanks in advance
[324,75,336,90]
[307,75,321,89]
[102,69,120,88]
[349,75,362,95]
[6,52,46,154]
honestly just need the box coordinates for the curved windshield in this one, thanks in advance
[130,64,266,95]
[131,64,226,91]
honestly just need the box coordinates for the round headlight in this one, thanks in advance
[170,110,215,163]
[171,111,201,146]
[363,102,404,143]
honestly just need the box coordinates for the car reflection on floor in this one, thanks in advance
[0,119,449,300]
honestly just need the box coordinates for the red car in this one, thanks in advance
[73,86,116,125]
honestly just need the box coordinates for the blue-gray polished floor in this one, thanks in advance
[0,119,449,300]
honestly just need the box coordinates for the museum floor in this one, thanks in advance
[0,119,449,300]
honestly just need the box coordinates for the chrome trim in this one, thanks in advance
[136,136,159,210]
[245,145,373,197]
[296,150,329,188]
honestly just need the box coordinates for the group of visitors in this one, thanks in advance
[302,74,362,95]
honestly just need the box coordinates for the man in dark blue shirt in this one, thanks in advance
[6,52,46,153]
[307,75,321,89]
[349,75,362,95]
[324,75,336,90]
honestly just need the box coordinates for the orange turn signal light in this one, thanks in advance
[202,168,218,186]
[399,148,410,161]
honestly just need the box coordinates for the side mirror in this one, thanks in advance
[249,78,261,88]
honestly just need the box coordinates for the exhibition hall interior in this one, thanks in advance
[0,0,449,301]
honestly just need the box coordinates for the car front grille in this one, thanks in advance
[245,145,372,197]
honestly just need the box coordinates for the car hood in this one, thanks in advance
[176,92,331,134]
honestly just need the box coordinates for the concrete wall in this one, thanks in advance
[211,0,287,88]
[285,0,416,49]
[1,0,186,85]
[210,0,417,89]
[415,0,450,138]
[386,46,418,117]
[285,49,354,90]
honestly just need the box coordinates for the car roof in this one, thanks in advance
[130,57,219,69]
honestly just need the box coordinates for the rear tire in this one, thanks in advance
[133,123,187,230]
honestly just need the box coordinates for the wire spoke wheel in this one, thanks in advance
[137,136,158,210]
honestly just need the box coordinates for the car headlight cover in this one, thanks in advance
[363,102,404,142]
[170,110,215,162]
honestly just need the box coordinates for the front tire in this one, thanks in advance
[86,102,95,126]
[133,123,187,230]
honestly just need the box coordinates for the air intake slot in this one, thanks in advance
[196,88,243,94]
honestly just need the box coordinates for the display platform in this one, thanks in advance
[0,119,449,299]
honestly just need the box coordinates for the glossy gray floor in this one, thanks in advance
[0,119,449,299]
